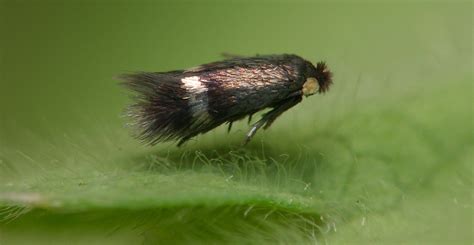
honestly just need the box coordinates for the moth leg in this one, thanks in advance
[227,122,233,133]
[247,113,253,124]
[243,96,301,144]
[177,136,192,147]
[263,96,302,130]
[243,118,267,145]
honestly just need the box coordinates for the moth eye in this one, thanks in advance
[302,77,319,96]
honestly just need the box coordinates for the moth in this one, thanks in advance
[121,54,332,146]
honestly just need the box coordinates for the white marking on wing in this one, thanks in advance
[181,76,211,126]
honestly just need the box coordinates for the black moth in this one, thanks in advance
[121,54,332,146]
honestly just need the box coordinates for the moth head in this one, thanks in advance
[303,61,333,96]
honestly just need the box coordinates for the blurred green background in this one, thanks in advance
[0,0,472,244]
